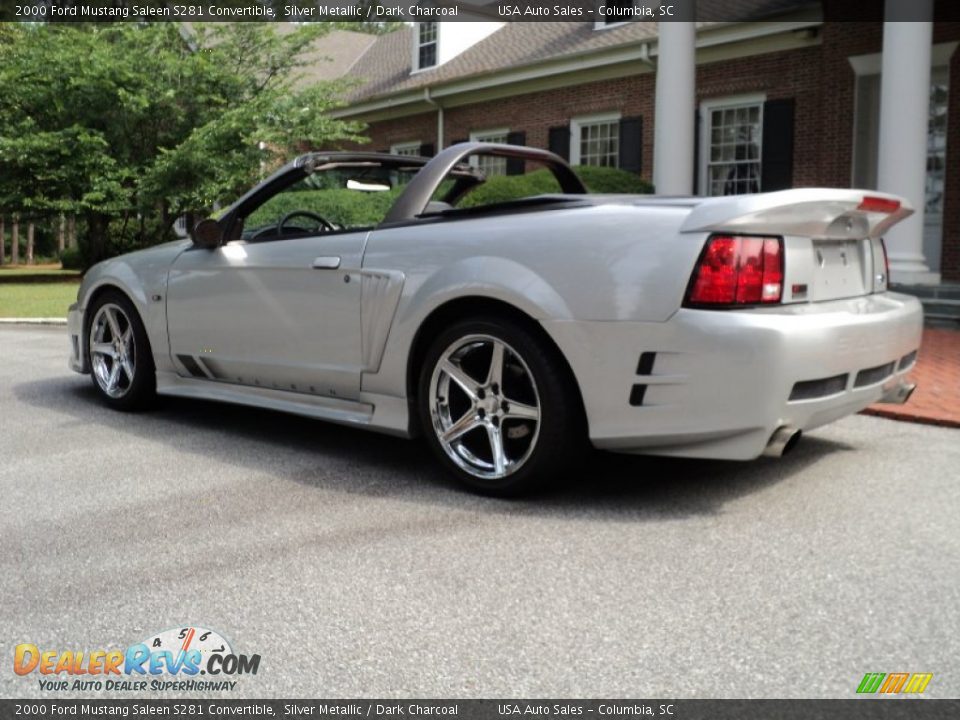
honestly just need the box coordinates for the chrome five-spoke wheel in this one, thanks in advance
[89,303,137,399]
[429,334,541,481]
[86,291,155,410]
[420,316,585,495]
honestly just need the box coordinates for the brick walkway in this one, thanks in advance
[863,326,960,428]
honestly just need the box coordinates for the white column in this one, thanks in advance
[876,0,938,284]
[654,21,696,195]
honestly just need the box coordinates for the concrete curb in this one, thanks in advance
[0,318,67,326]
[861,407,960,430]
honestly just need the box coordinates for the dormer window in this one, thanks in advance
[596,0,637,28]
[417,22,438,70]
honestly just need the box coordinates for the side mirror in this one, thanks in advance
[191,219,223,249]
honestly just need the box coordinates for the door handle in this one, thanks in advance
[312,256,341,269]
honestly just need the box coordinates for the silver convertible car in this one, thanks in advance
[68,142,923,494]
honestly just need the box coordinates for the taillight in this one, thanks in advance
[858,196,901,214]
[685,235,783,307]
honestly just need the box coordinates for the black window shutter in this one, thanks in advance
[618,116,643,174]
[692,109,701,195]
[761,99,795,191]
[419,142,435,157]
[548,125,570,162]
[506,131,526,175]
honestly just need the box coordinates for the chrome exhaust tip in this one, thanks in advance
[878,382,916,405]
[763,426,802,458]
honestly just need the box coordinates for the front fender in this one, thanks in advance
[75,241,188,374]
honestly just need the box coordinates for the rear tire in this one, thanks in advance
[86,290,156,411]
[418,316,585,496]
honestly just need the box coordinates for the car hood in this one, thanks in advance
[91,238,191,272]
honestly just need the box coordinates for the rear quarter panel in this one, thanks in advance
[360,203,703,397]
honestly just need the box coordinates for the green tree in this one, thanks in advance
[0,22,364,266]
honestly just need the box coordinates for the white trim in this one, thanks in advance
[390,141,422,156]
[848,41,958,77]
[698,93,766,196]
[594,21,628,31]
[699,93,766,111]
[570,111,622,166]
[469,127,510,142]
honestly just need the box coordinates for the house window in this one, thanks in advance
[702,97,763,196]
[927,68,949,218]
[571,113,620,167]
[469,129,509,176]
[417,22,438,70]
[597,0,636,27]
[391,141,422,157]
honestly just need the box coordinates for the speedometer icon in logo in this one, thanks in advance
[129,625,260,677]
[143,626,232,673]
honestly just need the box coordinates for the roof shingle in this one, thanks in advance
[338,1,814,103]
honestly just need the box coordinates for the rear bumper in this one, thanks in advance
[544,292,923,460]
[67,303,88,374]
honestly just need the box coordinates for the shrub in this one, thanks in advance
[456,170,561,208]
[574,165,654,194]
[246,187,402,230]
[60,247,83,270]
[456,165,653,209]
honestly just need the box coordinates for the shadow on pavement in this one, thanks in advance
[14,374,855,521]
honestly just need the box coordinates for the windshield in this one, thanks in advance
[241,164,421,241]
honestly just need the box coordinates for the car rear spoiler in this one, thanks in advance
[680,188,913,240]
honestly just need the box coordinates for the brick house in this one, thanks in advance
[318,3,960,287]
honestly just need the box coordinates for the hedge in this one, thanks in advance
[60,246,83,270]
[573,165,655,194]
[447,165,654,209]
[244,165,654,229]
[246,187,403,230]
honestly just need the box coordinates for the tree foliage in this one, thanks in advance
[0,22,365,265]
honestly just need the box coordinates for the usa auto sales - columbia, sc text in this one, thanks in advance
[497,4,676,17]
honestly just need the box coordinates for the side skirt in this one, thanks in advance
[155,371,412,437]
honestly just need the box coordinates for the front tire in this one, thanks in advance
[418,316,585,496]
[86,291,156,411]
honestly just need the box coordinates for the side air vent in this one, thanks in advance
[177,354,206,379]
[898,350,918,371]
[854,361,896,388]
[789,374,848,401]
[197,357,227,380]
[629,384,647,406]
[636,352,656,376]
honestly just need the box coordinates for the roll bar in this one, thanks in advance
[382,142,587,224]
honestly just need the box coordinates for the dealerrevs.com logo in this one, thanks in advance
[14,626,260,692]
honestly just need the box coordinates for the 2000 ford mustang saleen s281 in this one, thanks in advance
[68,143,922,494]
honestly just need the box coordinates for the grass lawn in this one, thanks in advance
[0,263,78,278]
[0,282,79,318]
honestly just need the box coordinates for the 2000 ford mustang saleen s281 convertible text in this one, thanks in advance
[68,143,922,494]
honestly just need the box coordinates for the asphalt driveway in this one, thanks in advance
[1,326,958,699]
